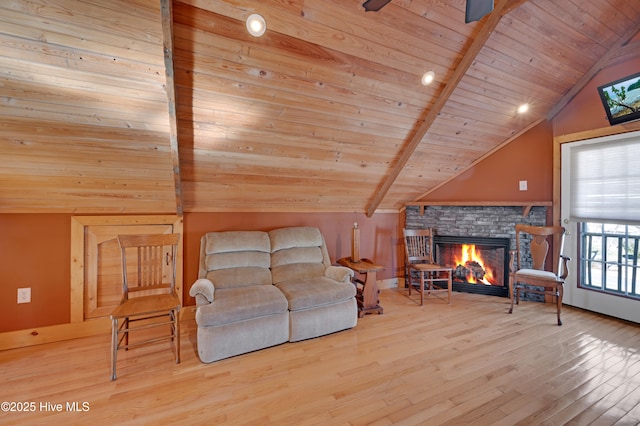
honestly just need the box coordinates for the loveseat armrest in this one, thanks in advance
[325,266,354,283]
[189,278,215,305]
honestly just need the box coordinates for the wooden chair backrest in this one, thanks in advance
[403,228,435,265]
[117,233,180,299]
[514,224,565,273]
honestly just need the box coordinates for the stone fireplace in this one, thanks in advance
[434,235,510,297]
[405,205,548,299]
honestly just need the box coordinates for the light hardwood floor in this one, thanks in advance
[1,289,639,425]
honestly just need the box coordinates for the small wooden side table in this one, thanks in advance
[337,257,384,317]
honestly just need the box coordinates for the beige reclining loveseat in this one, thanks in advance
[189,226,358,363]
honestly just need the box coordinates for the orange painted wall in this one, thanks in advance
[183,212,402,305]
[0,214,71,332]
[0,212,400,332]
[423,120,554,202]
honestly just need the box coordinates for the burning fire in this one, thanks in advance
[454,244,495,285]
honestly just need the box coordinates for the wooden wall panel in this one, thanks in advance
[0,0,176,214]
[84,223,175,320]
[1,0,639,215]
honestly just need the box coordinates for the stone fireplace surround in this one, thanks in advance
[404,205,548,300]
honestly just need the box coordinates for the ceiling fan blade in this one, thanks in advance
[363,0,494,21]
[363,0,392,12]
[465,0,494,23]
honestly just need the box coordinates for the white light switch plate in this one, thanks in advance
[519,180,528,191]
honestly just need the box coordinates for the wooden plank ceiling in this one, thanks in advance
[1,0,639,215]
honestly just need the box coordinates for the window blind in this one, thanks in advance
[569,132,640,224]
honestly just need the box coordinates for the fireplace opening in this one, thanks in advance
[434,235,510,297]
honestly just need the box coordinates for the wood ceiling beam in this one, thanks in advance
[547,21,640,121]
[161,0,184,216]
[365,0,519,217]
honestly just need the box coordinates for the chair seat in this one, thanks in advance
[111,293,181,319]
[508,224,569,326]
[403,228,453,305]
[410,263,451,272]
[515,269,563,283]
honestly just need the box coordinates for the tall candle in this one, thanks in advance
[351,222,360,262]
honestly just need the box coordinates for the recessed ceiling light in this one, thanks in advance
[517,103,529,114]
[421,71,435,86]
[246,14,266,37]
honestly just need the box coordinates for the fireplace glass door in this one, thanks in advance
[434,236,510,297]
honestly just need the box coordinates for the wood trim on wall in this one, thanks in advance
[70,215,184,324]
[0,215,183,351]
[0,319,111,351]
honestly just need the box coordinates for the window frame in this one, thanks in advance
[578,221,640,300]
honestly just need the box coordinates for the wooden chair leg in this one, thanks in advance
[111,317,118,381]
[447,272,452,304]
[419,271,424,305]
[175,309,181,363]
[124,317,129,350]
[556,284,563,326]
[404,264,408,290]
[508,281,515,314]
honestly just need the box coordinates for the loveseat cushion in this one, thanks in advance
[202,231,272,289]
[206,230,270,254]
[275,277,357,311]
[269,226,323,252]
[269,227,331,285]
[272,262,327,285]
[271,246,323,267]
[205,266,272,289]
[195,285,288,327]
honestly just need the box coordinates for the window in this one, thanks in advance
[568,134,640,225]
[560,130,640,322]
[580,222,640,299]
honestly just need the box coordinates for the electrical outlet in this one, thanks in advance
[17,287,31,304]
[519,180,528,191]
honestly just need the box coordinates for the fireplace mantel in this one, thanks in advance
[405,201,552,216]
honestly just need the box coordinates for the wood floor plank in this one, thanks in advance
[587,379,640,426]
[616,398,640,425]
[0,289,638,425]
